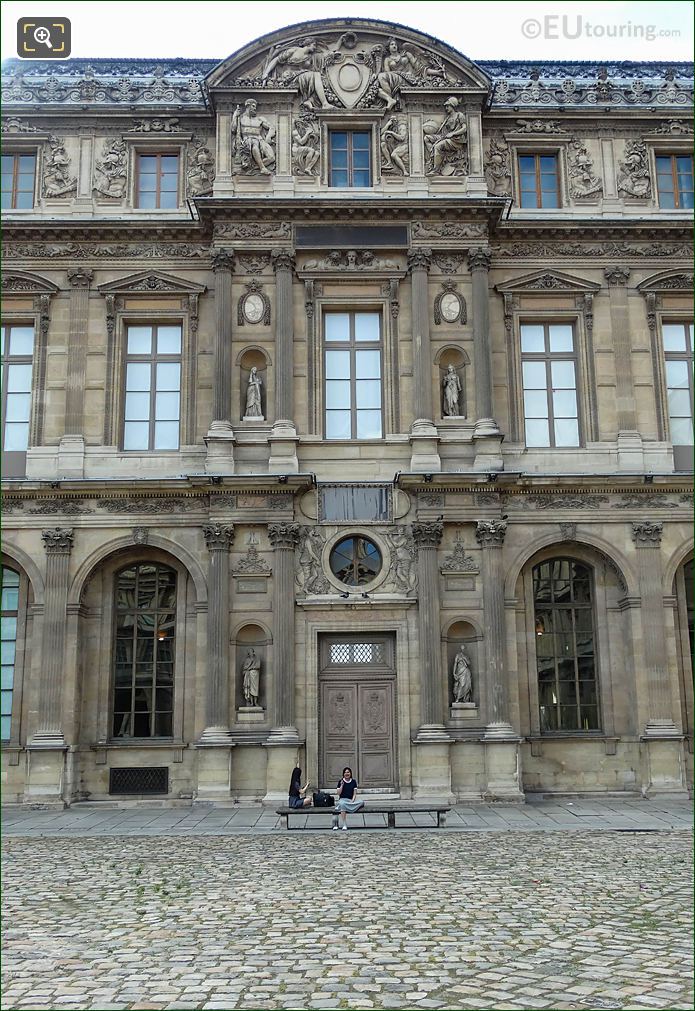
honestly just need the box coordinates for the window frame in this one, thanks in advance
[328,129,373,188]
[1,319,36,476]
[121,320,183,452]
[655,153,694,210]
[516,151,562,209]
[134,151,181,210]
[519,319,582,449]
[322,308,384,441]
[656,316,694,470]
[0,560,30,746]
[1,151,38,210]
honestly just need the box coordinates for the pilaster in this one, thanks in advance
[407,247,440,473]
[604,267,644,470]
[205,249,236,474]
[468,248,503,471]
[59,267,94,479]
[269,250,299,474]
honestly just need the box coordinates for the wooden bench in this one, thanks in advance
[275,804,450,830]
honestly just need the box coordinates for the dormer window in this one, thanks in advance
[518,154,560,208]
[1,153,36,209]
[329,131,371,188]
[656,155,694,209]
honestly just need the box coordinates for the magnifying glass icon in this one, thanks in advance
[33,26,53,49]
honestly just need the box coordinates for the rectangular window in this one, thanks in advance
[136,153,179,209]
[123,323,181,451]
[518,153,560,208]
[329,131,371,188]
[521,322,580,447]
[1,322,34,475]
[319,484,391,522]
[324,311,382,440]
[1,153,36,209]
[656,155,694,209]
[662,321,694,455]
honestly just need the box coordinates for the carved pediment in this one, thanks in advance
[1,271,59,294]
[636,270,694,293]
[495,270,601,295]
[206,18,490,112]
[98,270,206,295]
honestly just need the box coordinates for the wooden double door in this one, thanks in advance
[319,634,397,791]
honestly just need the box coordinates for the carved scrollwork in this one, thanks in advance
[434,281,467,325]
[237,279,271,326]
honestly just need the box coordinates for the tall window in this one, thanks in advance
[113,563,176,739]
[123,323,181,451]
[136,153,179,209]
[533,559,599,733]
[662,322,694,461]
[1,567,20,741]
[324,311,382,439]
[1,153,36,209]
[518,154,560,208]
[329,132,371,187]
[1,322,34,475]
[521,322,579,447]
[656,155,694,209]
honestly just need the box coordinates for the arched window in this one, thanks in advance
[113,563,176,739]
[1,566,20,741]
[533,558,599,732]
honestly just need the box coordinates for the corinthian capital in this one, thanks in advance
[411,521,443,549]
[42,527,74,554]
[407,247,432,273]
[272,249,296,273]
[67,267,94,289]
[203,523,235,551]
[211,250,235,273]
[475,519,507,547]
[467,247,492,272]
[631,521,662,546]
[604,266,631,287]
[268,522,301,549]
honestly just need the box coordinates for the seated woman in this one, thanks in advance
[333,766,363,830]
[288,766,312,809]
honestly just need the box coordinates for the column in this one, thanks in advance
[205,249,236,474]
[407,247,441,473]
[32,528,73,744]
[59,268,93,478]
[199,524,234,741]
[468,248,501,440]
[412,521,447,737]
[632,522,686,795]
[268,250,299,473]
[476,519,523,801]
[604,267,643,469]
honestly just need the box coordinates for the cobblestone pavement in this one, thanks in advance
[2,829,692,1011]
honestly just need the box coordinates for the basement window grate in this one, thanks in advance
[109,767,169,795]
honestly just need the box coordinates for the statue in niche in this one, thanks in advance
[442,364,462,417]
[244,366,264,419]
[452,645,473,704]
[424,97,468,176]
[380,117,409,175]
[292,113,320,175]
[232,99,276,175]
[261,39,334,109]
[374,37,447,110]
[241,648,261,707]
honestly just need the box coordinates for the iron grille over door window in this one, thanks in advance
[520,322,580,447]
[533,558,599,732]
[329,132,371,187]
[113,563,176,739]
[324,311,383,439]
[123,323,181,450]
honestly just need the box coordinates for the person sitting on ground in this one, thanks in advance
[333,766,363,831]
[288,766,312,808]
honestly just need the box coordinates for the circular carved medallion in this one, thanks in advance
[243,292,265,324]
[440,292,461,323]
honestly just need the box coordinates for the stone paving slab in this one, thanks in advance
[1,827,693,1011]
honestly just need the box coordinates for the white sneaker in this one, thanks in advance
[341,825,348,831]
[332,825,338,830]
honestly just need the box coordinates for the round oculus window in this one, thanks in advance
[329,535,382,587]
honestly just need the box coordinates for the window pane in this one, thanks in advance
[7,364,32,392]
[669,417,694,445]
[540,191,559,208]
[1,641,15,665]
[523,390,548,418]
[522,361,547,389]
[156,362,180,391]
[356,410,382,439]
[154,421,179,450]
[160,155,178,172]
[353,171,371,187]
[519,191,540,208]
[325,350,350,379]
[662,324,688,352]
[554,418,580,446]
[518,156,535,172]
[0,715,11,740]
[1,589,19,611]
[666,360,690,388]
[325,314,350,342]
[354,314,380,342]
[355,350,381,379]
[157,326,182,354]
[331,133,347,149]
[3,423,28,451]
[155,392,180,421]
[667,388,692,417]
[126,362,151,392]
[352,150,370,169]
[139,156,156,172]
[331,170,348,187]
[326,410,351,439]
[138,191,157,209]
[125,392,150,421]
[1,667,14,690]
[138,173,157,192]
[551,360,576,389]
[520,325,545,353]
[540,156,557,172]
[18,154,35,173]
[525,419,550,447]
[123,421,149,450]
[1,617,17,641]
[549,325,574,352]
[127,326,152,355]
[356,380,381,409]
[552,390,578,418]
[159,190,178,209]
[659,190,676,209]
[8,327,34,356]
[5,393,31,422]
[352,133,370,149]
[332,150,349,168]
[325,380,351,409]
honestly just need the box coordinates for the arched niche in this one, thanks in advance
[238,346,270,421]
[443,619,481,706]
[233,622,271,712]
[435,345,469,420]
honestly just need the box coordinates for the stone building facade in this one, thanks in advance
[1,19,692,805]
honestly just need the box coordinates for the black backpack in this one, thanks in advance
[313,790,334,807]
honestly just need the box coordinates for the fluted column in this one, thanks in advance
[476,520,514,738]
[200,524,234,741]
[412,521,448,739]
[211,250,234,426]
[272,250,295,425]
[32,528,73,743]
[64,268,93,435]
[632,522,679,736]
[408,247,434,423]
[268,523,300,740]
[468,248,499,437]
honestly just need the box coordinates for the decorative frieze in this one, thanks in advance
[3,241,210,259]
[411,221,487,241]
